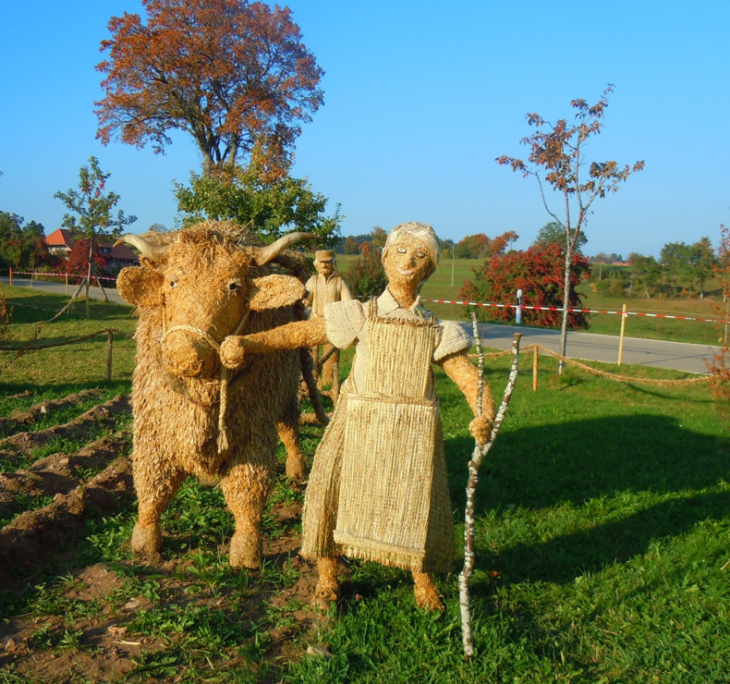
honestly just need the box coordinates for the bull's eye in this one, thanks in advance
[229,282,238,291]
[170,281,177,288]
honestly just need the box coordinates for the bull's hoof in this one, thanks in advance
[229,532,261,570]
[285,456,306,480]
[132,522,162,561]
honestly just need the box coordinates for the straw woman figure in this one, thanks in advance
[220,222,495,611]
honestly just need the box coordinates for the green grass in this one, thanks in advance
[0,285,137,388]
[1,285,728,682]
[285,356,729,683]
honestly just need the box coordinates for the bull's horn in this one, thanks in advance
[114,234,171,262]
[252,232,315,266]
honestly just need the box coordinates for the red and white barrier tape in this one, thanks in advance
[10,271,118,282]
[7,275,728,325]
[422,298,728,325]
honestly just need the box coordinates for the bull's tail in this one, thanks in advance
[299,347,330,426]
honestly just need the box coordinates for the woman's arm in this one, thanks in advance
[438,352,496,446]
[220,317,328,369]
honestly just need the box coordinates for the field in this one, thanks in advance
[335,255,726,346]
[0,287,728,683]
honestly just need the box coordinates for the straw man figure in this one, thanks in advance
[220,222,495,611]
[304,250,352,388]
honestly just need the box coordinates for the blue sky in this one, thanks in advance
[0,0,728,257]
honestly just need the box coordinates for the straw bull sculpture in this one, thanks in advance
[115,221,314,569]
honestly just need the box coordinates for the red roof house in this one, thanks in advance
[45,228,140,268]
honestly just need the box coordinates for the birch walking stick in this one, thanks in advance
[459,315,521,660]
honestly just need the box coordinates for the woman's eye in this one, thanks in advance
[397,247,407,254]
[416,251,426,259]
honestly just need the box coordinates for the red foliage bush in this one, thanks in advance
[59,239,108,283]
[345,242,387,299]
[460,243,591,328]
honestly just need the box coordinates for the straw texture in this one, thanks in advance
[118,221,311,570]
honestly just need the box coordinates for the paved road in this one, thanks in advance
[2,277,127,305]
[3,277,720,374]
[467,323,719,375]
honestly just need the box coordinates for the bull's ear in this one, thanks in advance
[117,267,164,306]
[249,275,306,311]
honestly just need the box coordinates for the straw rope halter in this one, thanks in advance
[160,309,251,456]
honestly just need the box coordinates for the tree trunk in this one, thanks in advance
[85,238,93,302]
[558,248,571,374]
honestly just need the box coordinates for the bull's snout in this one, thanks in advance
[161,330,219,378]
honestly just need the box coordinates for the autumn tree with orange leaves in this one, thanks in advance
[497,85,644,371]
[95,0,324,177]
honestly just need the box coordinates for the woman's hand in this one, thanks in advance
[469,415,492,447]
[220,336,246,369]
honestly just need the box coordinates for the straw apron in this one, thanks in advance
[301,298,455,573]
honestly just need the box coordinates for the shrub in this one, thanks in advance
[345,242,387,299]
[461,243,590,328]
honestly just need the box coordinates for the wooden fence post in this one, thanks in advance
[532,345,539,392]
[618,303,627,366]
[106,330,113,381]
[65,274,69,295]
[8,268,12,286]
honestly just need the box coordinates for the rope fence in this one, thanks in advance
[0,328,134,381]
[471,343,714,391]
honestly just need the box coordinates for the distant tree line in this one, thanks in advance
[0,212,50,271]
[592,238,718,299]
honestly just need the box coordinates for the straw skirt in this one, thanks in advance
[301,320,455,573]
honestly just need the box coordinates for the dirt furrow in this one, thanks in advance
[0,395,131,466]
[0,389,104,435]
[0,433,132,523]
[0,456,135,587]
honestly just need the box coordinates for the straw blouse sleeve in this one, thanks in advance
[324,299,366,349]
[432,320,471,363]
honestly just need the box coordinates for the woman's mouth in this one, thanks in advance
[397,268,414,276]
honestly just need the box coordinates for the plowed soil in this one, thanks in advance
[0,391,327,683]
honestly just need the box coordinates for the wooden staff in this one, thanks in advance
[460,316,521,660]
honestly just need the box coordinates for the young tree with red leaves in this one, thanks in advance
[54,157,136,306]
[95,0,324,177]
[63,239,109,282]
[497,85,643,370]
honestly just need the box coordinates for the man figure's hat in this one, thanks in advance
[315,250,334,261]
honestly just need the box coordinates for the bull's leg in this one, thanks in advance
[277,421,305,480]
[278,394,306,480]
[132,457,186,561]
[221,462,273,570]
[413,571,444,611]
